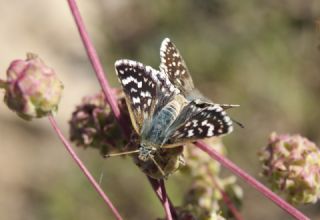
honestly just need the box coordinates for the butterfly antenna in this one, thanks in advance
[104,150,140,158]
[220,104,240,110]
[150,156,166,177]
[231,118,244,128]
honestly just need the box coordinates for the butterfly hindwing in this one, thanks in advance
[165,100,233,145]
[160,38,194,94]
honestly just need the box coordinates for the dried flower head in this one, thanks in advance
[259,132,320,204]
[69,90,130,156]
[1,53,63,120]
[69,89,184,179]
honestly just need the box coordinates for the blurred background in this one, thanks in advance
[0,0,320,219]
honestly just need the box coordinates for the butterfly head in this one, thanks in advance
[138,142,157,161]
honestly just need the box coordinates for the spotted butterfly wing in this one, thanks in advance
[115,60,160,134]
[115,59,179,134]
[160,38,239,107]
[160,38,194,95]
[163,100,233,147]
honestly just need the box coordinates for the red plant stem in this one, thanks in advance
[67,0,129,136]
[204,162,242,219]
[48,116,123,220]
[210,174,243,220]
[66,0,173,218]
[148,178,177,219]
[195,141,309,220]
[159,180,173,220]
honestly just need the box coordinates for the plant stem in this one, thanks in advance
[210,175,243,220]
[67,0,129,136]
[48,115,123,220]
[148,178,177,219]
[159,180,173,220]
[195,140,310,220]
[66,0,175,218]
[205,163,243,220]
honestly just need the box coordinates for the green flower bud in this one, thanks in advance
[69,90,130,156]
[218,176,243,218]
[182,138,225,179]
[259,132,320,204]
[182,177,241,219]
[178,138,242,219]
[1,53,63,120]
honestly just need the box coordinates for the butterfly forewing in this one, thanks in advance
[165,100,233,145]
[160,38,194,94]
[115,59,159,133]
[115,59,180,134]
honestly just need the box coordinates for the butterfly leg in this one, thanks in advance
[150,156,166,178]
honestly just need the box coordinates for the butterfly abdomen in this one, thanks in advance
[142,96,186,146]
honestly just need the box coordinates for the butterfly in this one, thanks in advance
[114,38,236,178]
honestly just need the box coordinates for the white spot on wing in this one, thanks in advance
[207,125,214,136]
[187,129,194,137]
[133,97,140,104]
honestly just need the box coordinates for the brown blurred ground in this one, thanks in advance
[0,1,320,219]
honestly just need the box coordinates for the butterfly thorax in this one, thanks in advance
[139,94,187,161]
[185,89,210,103]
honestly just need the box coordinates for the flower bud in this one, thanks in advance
[177,185,226,219]
[218,176,243,218]
[182,138,225,179]
[259,132,320,204]
[179,138,242,218]
[1,53,63,120]
[69,90,130,156]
